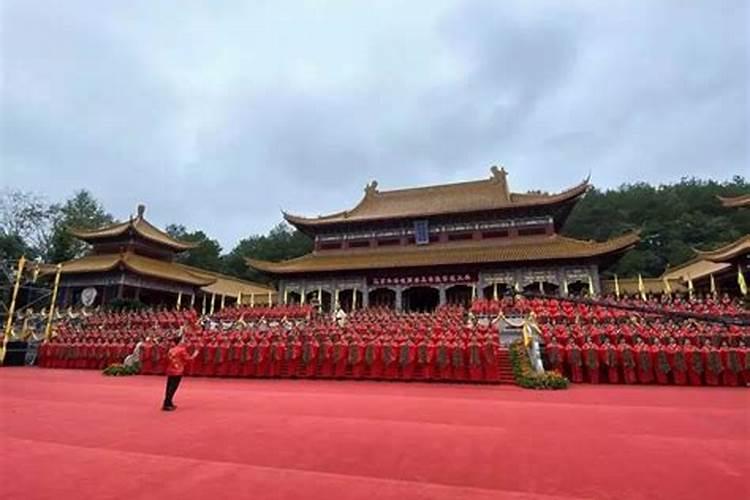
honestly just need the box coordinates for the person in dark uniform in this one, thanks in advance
[162,335,199,411]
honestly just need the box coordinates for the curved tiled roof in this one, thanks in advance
[247,232,639,275]
[284,167,589,227]
[694,235,750,263]
[718,194,750,208]
[55,252,214,286]
[70,206,197,251]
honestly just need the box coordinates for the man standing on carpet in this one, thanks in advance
[162,335,200,411]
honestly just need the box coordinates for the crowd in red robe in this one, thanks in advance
[37,305,505,383]
[35,293,749,387]
[509,295,749,387]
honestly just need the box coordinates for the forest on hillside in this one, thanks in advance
[1,176,748,281]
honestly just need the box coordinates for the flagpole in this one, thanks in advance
[2,256,27,364]
[44,264,63,340]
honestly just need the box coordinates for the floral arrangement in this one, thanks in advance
[103,363,140,376]
[509,340,568,390]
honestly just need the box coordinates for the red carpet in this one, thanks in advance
[1,369,747,500]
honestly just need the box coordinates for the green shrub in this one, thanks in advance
[509,339,569,390]
[103,363,140,376]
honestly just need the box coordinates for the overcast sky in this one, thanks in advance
[2,1,747,249]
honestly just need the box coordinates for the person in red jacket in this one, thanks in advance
[229,337,244,377]
[203,337,218,377]
[582,337,600,384]
[667,338,688,385]
[256,337,271,377]
[216,337,231,377]
[382,338,399,380]
[652,338,670,385]
[564,341,583,383]
[286,335,302,378]
[162,335,200,411]
[599,337,619,384]
[242,336,257,378]
[268,336,284,377]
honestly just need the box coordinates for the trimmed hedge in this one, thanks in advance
[509,339,569,390]
[103,363,140,376]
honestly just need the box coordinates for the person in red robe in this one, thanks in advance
[416,337,434,380]
[482,338,499,383]
[544,337,563,375]
[256,337,271,377]
[348,337,365,378]
[720,340,740,387]
[702,340,722,386]
[269,336,284,377]
[564,341,584,383]
[634,338,653,384]
[599,337,619,384]
[667,338,688,385]
[216,337,231,377]
[582,337,600,384]
[399,338,417,380]
[242,336,257,378]
[467,337,483,382]
[651,338,670,385]
[317,336,334,378]
[684,339,703,385]
[302,337,319,378]
[141,338,154,375]
[199,338,214,377]
[286,336,302,378]
[229,338,244,377]
[382,339,398,380]
[451,339,466,381]
[738,339,750,387]
[365,337,383,379]
[435,338,452,381]
[332,336,347,378]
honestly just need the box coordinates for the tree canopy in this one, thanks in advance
[562,176,749,277]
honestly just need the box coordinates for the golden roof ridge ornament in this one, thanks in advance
[364,180,379,196]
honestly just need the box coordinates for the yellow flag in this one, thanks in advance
[588,275,595,297]
[687,274,694,299]
[614,274,621,299]
[538,281,544,294]
[662,276,672,295]
[637,274,646,301]
[237,291,242,305]
[709,274,717,297]
[562,279,569,296]
[176,291,182,310]
[514,281,521,294]
[493,282,498,301]
[739,265,748,296]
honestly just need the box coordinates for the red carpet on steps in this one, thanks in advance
[1,369,747,500]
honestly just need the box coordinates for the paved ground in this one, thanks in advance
[1,368,748,499]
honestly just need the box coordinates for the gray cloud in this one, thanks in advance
[2,0,747,250]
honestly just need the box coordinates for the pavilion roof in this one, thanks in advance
[247,231,639,275]
[694,235,750,263]
[718,194,750,208]
[661,258,730,282]
[49,252,274,294]
[283,167,589,228]
[69,205,197,251]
